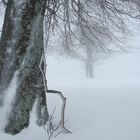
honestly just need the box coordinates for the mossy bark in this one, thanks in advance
[0,0,49,134]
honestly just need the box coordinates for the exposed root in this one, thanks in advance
[37,54,71,139]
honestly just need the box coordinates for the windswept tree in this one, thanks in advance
[0,0,140,135]
[46,0,140,78]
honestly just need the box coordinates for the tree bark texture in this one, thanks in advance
[0,0,49,134]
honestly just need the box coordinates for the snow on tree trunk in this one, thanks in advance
[0,0,49,134]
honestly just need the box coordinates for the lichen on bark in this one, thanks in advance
[0,0,49,135]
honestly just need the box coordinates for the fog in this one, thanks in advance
[46,32,140,81]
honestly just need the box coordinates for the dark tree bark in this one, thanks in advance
[0,0,49,134]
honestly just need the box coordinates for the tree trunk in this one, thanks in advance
[86,47,94,78]
[0,0,49,134]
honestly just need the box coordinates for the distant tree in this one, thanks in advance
[45,0,140,78]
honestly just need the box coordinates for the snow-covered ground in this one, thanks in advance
[0,79,140,140]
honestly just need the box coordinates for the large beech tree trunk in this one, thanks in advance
[0,0,49,134]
